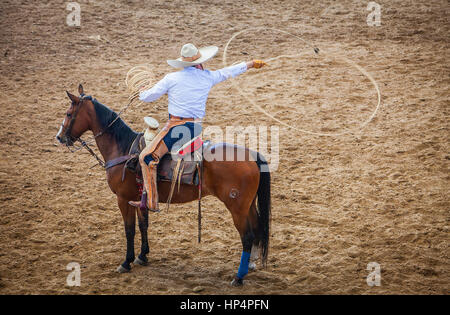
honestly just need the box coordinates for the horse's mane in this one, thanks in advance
[89,97,138,154]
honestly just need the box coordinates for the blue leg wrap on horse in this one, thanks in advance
[143,154,154,165]
[237,251,251,279]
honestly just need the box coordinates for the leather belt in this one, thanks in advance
[169,114,201,123]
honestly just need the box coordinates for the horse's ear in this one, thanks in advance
[66,91,78,103]
[78,84,84,96]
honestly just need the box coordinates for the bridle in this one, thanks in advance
[61,93,136,169]
[63,95,85,147]
[61,94,110,168]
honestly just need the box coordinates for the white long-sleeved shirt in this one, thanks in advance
[139,62,248,119]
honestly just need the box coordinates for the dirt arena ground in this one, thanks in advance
[0,0,448,294]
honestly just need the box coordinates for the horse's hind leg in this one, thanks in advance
[134,208,149,265]
[116,197,136,273]
[229,202,259,287]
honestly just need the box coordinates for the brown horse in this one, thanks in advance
[56,85,271,286]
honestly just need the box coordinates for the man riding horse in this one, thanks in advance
[129,43,267,212]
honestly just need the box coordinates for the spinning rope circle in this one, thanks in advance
[223,27,381,137]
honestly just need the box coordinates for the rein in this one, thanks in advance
[78,139,106,168]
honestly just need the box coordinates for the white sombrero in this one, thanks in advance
[167,43,218,68]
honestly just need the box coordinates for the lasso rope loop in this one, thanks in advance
[125,64,155,107]
[223,27,381,137]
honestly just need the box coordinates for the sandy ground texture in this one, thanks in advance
[0,0,448,294]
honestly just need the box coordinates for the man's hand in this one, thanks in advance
[246,60,268,69]
[253,60,267,69]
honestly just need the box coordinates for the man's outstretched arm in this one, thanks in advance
[209,59,267,86]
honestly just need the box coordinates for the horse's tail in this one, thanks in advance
[255,153,271,267]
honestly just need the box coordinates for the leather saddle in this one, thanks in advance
[124,133,207,186]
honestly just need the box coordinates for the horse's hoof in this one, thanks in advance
[133,256,147,266]
[116,265,130,273]
[249,262,256,271]
[231,277,244,287]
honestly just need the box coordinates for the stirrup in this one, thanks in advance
[128,200,141,208]
[129,201,160,213]
[128,192,149,211]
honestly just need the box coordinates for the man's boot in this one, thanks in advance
[129,141,169,212]
[128,165,154,211]
[128,191,148,212]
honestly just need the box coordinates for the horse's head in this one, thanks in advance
[56,84,92,146]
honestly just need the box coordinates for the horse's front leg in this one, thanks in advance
[134,208,149,265]
[117,197,136,273]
